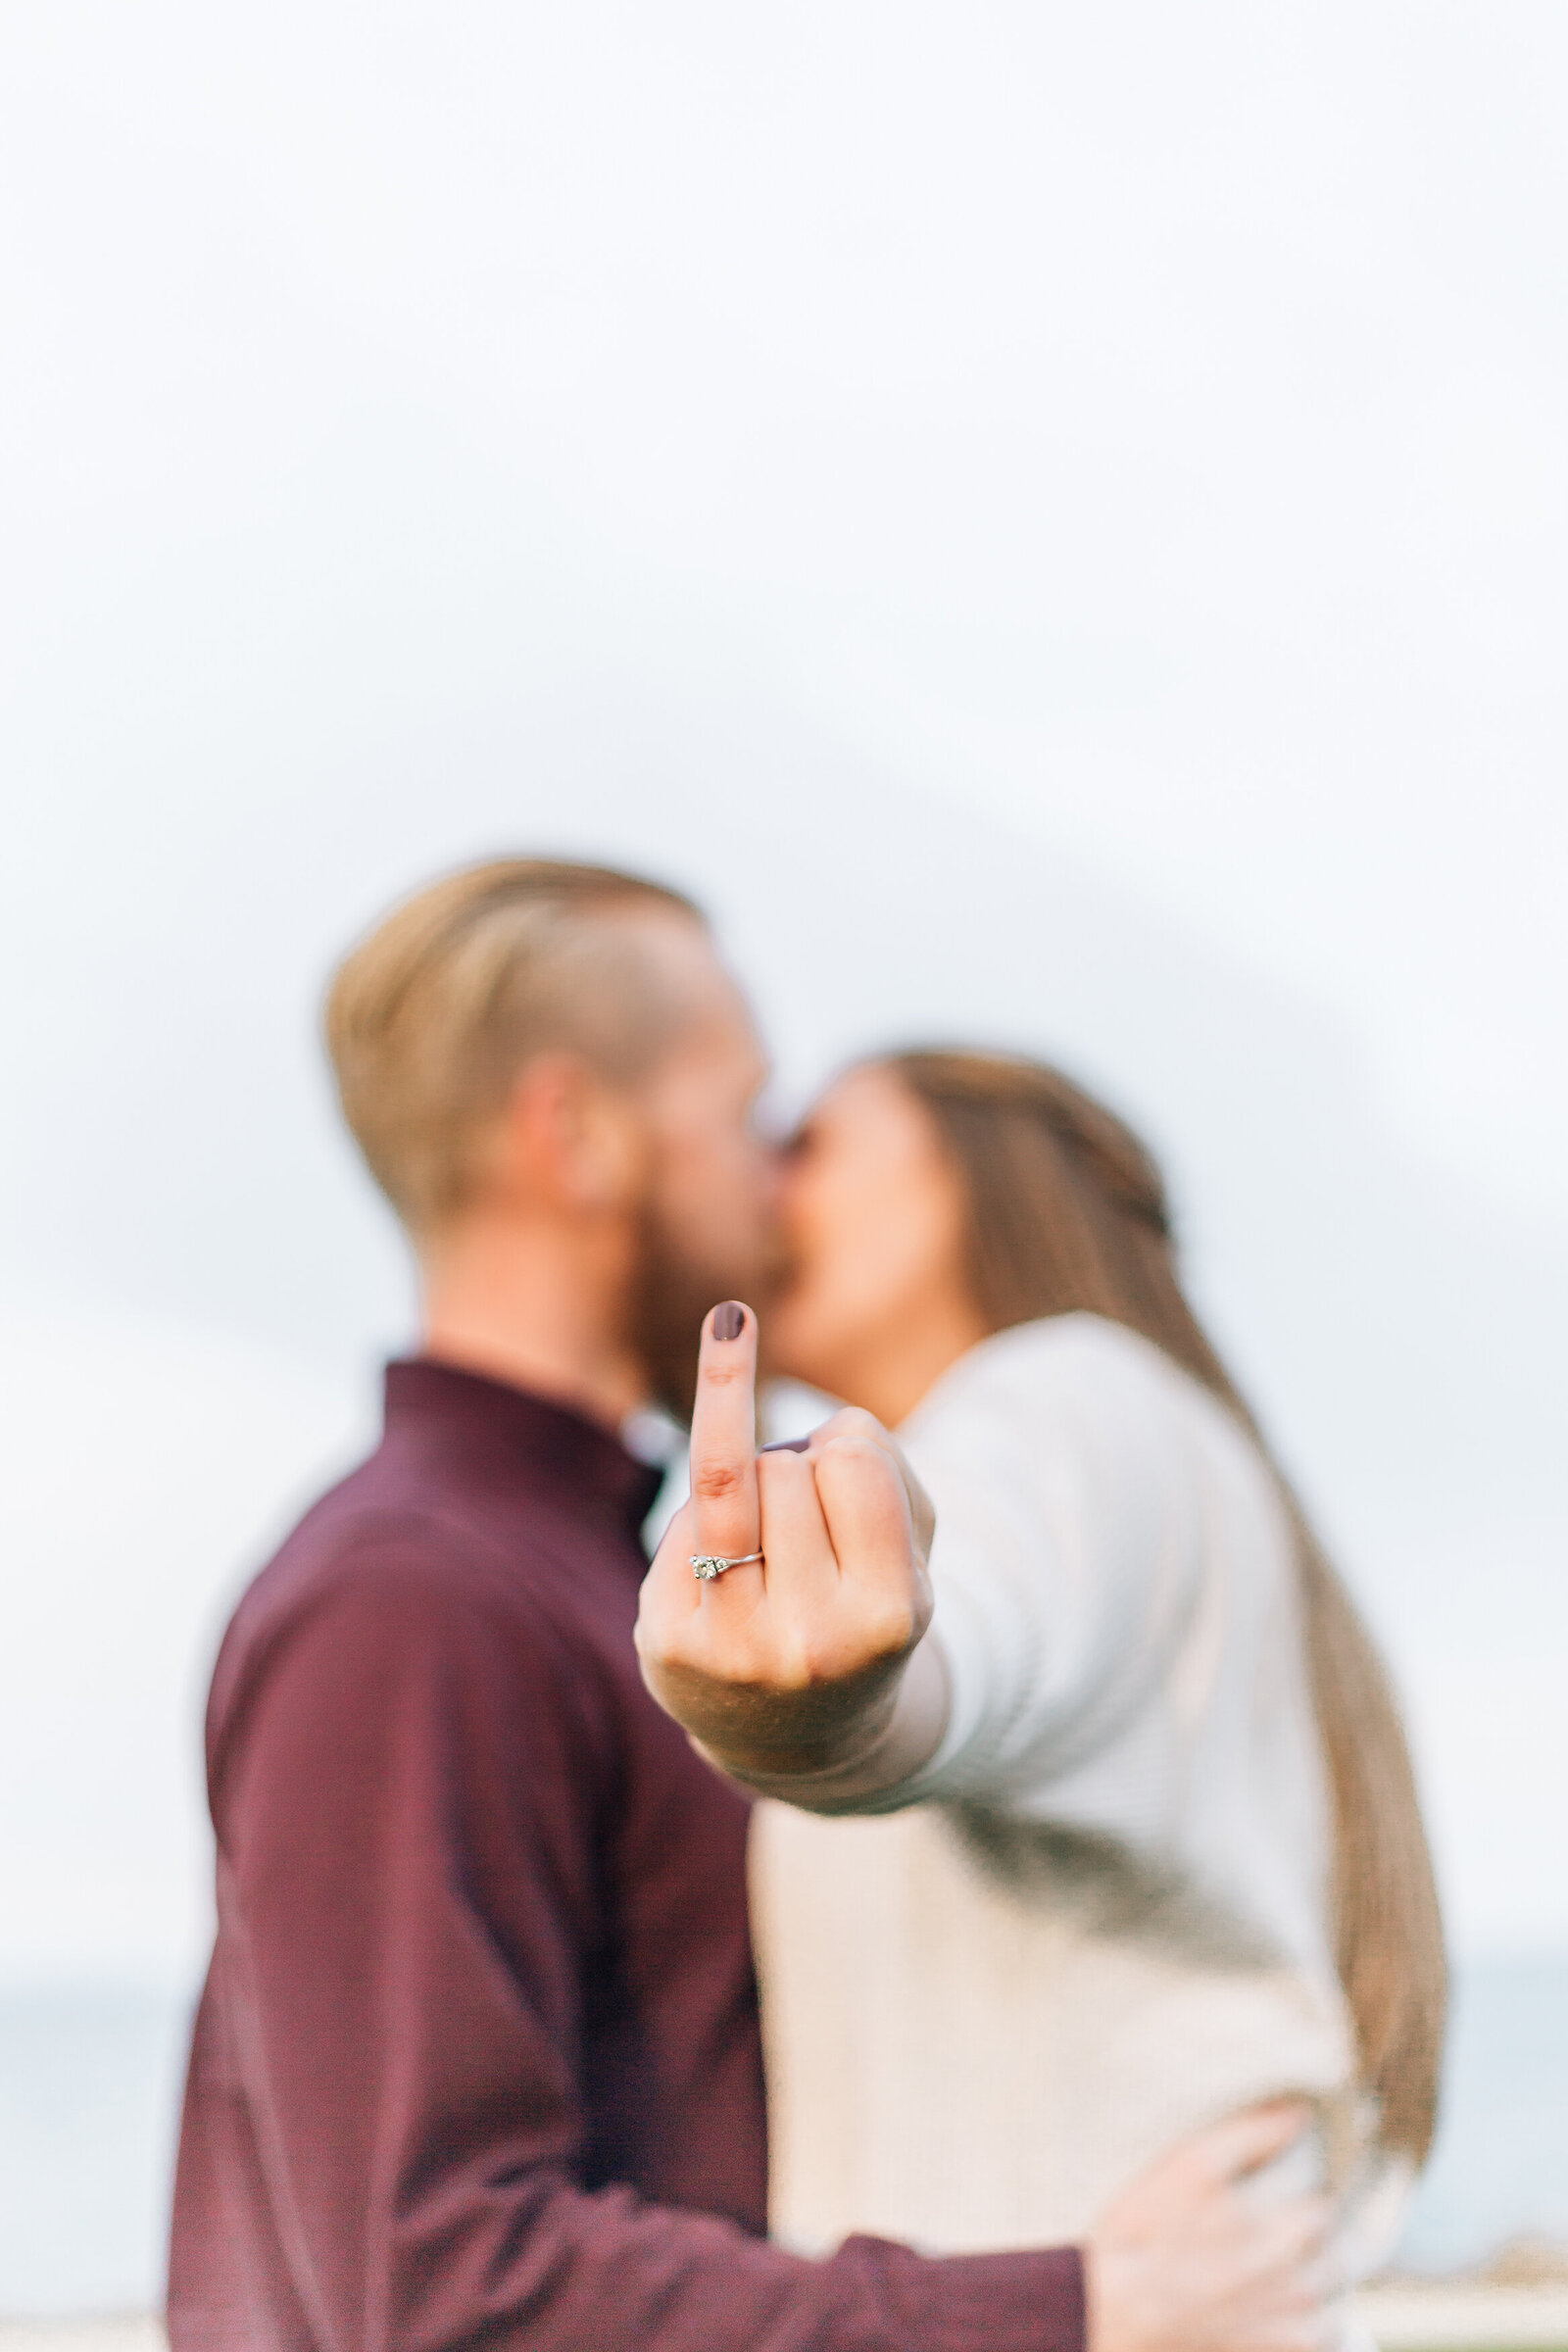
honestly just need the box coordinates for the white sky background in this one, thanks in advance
[1,0,1565,1980]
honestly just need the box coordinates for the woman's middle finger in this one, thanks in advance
[686,1301,763,1588]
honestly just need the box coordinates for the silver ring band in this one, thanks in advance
[690,1549,765,1582]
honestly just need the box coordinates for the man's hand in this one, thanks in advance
[1089,2103,1334,2352]
[635,1301,936,1777]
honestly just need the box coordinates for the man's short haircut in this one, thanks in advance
[324,858,705,1233]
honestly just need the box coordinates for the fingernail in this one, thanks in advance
[760,1436,809,1453]
[712,1301,746,1342]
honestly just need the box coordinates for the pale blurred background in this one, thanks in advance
[1,0,1565,2317]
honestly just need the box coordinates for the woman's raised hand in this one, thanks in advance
[635,1301,936,1778]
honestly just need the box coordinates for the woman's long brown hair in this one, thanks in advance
[890,1047,1446,2163]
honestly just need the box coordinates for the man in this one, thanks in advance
[169,857,1330,2352]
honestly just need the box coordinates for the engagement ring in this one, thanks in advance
[690,1550,765,1582]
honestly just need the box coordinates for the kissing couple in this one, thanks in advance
[169,857,1443,2352]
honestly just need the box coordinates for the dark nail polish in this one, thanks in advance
[760,1436,810,1453]
[712,1301,746,1342]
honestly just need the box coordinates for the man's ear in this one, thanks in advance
[499,1054,646,1212]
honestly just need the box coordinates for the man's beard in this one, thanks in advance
[626,1199,785,1427]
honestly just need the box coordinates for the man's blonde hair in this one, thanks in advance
[324,858,703,1233]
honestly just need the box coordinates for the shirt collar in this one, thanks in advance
[382,1357,667,1544]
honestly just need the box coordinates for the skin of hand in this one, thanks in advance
[635,1300,937,1776]
[1088,2102,1335,2352]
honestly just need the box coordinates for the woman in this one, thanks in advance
[746,1049,1445,2277]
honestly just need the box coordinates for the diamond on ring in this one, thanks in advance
[690,1550,765,1582]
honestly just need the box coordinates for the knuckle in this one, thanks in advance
[766,1618,876,1694]
[634,1622,682,1673]
[721,1642,809,1696]
[833,1405,884,1437]
[819,1432,887,1475]
[691,1457,751,1503]
[769,1636,819,1693]
[862,1599,919,1659]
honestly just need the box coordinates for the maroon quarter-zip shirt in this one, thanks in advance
[168,1359,1082,2352]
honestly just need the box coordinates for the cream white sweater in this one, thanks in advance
[750,1315,1409,2270]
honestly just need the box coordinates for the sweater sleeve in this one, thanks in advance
[201,1543,1081,2352]
[862,1321,1206,1815]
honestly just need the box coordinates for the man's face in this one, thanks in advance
[619,915,782,1420]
